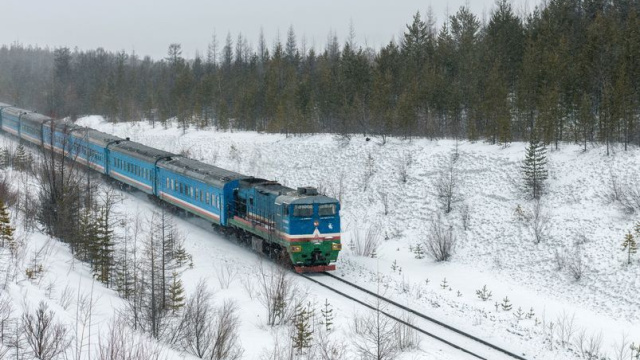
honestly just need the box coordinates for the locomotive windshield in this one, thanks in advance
[293,204,313,217]
[319,204,336,216]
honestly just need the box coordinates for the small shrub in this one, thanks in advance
[423,214,456,262]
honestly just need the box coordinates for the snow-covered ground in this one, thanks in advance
[1,116,639,359]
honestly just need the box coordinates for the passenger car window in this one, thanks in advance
[293,205,313,217]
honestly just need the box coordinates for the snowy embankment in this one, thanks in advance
[1,115,638,359]
[79,117,640,359]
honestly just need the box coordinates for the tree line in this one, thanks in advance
[0,0,639,147]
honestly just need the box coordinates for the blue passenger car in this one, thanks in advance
[108,141,174,194]
[0,103,12,129]
[20,112,51,145]
[42,120,83,154]
[156,157,247,225]
[66,128,124,174]
[1,107,27,137]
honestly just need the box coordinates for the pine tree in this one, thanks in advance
[501,296,512,311]
[622,231,638,265]
[292,302,313,354]
[13,144,28,171]
[320,299,334,332]
[167,271,185,314]
[95,206,114,285]
[0,199,15,255]
[522,136,548,199]
[78,206,99,262]
[0,147,10,168]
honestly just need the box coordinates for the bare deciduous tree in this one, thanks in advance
[423,214,456,262]
[349,224,381,258]
[215,264,237,290]
[567,247,586,281]
[574,329,603,360]
[395,312,420,351]
[169,280,243,360]
[256,262,304,326]
[96,317,168,360]
[611,333,632,360]
[529,199,550,244]
[555,311,576,348]
[22,301,71,360]
[351,305,398,360]
[0,293,13,343]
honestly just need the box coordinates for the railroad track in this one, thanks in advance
[301,272,529,360]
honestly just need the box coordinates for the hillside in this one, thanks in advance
[0,117,638,359]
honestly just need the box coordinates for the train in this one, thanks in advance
[0,102,342,272]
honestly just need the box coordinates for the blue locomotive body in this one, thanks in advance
[0,104,342,272]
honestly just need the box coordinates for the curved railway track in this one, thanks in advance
[301,272,529,360]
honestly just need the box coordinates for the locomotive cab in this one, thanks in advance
[277,187,341,272]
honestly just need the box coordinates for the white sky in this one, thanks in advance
[2,0,534,60]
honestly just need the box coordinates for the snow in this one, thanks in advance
[1,116,639,359]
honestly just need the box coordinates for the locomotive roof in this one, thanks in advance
[158,156,247,186]
[0,103,13,109]
[241,179,294,196]
[110,140,175,163]
[275,194,338,205]
[240,178,338,205]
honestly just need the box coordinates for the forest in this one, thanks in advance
[0,0,639,149]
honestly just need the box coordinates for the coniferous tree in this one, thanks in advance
[0,148,9,169]
[13,144,28,171]
[0,199,15,254]
[77,206,98,261]
[167,271,185,314]
[95,206,115,285]
[292,302,313,354]
[623,231,638,265]
[522,136,548,199]
[320,298,334,332]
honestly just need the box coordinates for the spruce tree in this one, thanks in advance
[167,271,185,314]
[623,231,638,265]
[522,136,548,199]
[14,144,28,171]
[292,302,313,354]
[320,299,334,332]
[0,199,15,253]
[0,147,9,168]
[95,206,114,285]
[78,206,99,262]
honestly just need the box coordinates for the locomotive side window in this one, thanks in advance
[293,205,313,217]
[319,204,336,216]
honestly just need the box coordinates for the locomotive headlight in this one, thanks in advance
[331,243,342,251]
[314,220,319,227]
[290,245,302,253]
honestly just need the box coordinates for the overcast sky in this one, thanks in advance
[2,0,535,60]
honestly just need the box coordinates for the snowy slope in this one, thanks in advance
[2,115,639,359]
